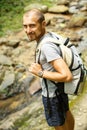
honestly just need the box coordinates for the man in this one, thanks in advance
[23,9,75,130]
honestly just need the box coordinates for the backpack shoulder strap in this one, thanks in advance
[49,32,70,46]
[35,32,73,67]
[38,33,73,67]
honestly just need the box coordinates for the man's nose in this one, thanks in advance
[25,26,31,34]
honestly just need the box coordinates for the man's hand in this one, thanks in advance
[29,63,43,77]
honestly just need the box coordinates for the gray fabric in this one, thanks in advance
[38,33,61,97]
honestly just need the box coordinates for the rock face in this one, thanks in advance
[0,0,87,129]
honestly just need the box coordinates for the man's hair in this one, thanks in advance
[24,9,45,23]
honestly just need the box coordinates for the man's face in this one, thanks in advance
[23,14,45,42]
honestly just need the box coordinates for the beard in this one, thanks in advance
[27,33,36,41]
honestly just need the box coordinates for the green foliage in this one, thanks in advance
[0,0,26,36]
[0,0,53,37]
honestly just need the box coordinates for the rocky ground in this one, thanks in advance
[0,0,87,129]
[0,88,87,130]
[72,91,87,130]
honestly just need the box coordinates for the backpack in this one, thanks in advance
[36,32,87,95]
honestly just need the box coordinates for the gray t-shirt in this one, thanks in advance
[37,32,61,97]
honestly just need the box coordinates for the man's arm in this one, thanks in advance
[29,58,73,82]
[43,58,73,82]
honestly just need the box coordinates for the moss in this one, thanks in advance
[13,113,33,129]
[69,81,87,108]
[13,107,44,129]
[0,0,53,37]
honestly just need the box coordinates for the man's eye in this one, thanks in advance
[30,24,35,28]
[24,25,27,28]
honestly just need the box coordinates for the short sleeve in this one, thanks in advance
[41,42,61,62]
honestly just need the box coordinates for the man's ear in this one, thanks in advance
[42,20,46,27]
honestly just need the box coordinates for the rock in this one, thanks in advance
[80,5,87,11]
[0,71,15,99]
[69,33,82,42]
[78,122,83,127]
[24,3,48,13]
[48,5,69,13]
[29,78,41,95]
[0,54,12,65]
[12,46,24,57]
[79,0,87,6]
[0,69,34,99]
[83,109,87,113]
[0,37,8,45]
[69,1,87,14]
[77,39,87,55]
[57,0,69,5]
[77,28,87,39]
[7,39,20,47]
[69,5,80,14]
[81,49,87,66]
[50,16,65,26]
[0,44,14,56]
[15,64,26,72]
[0,72,15,91]
[68,13,87,27]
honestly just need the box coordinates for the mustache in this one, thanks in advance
[27,32,34,35]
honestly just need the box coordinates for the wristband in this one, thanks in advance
[37,70,44,78]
